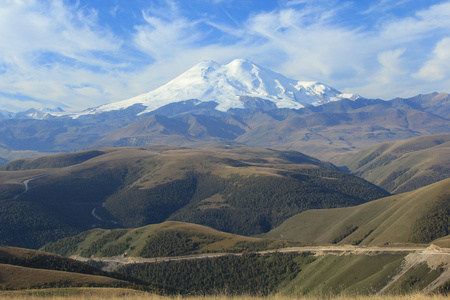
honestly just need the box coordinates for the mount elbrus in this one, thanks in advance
[1,59,450,297]
[0,59,449,162]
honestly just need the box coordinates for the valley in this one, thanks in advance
[0,132,449,297]
[0,59,449,298]
[2,242,449,297]
[0,145,388,248]
[0,60,449,164]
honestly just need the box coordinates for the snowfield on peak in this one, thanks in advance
[0,107,66,120]
[77,59,359,116]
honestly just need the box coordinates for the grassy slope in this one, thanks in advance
[0,149,105,170]
[263,178,450,246]
[433,235,450,248]
[341,134,450,193]
[0,246,130,290]
[0,288,149,298]
[41,221,294,258]
[1,289,448,299]
[278,251,450,296]
[279,253,407,296]
[0,264,126,290]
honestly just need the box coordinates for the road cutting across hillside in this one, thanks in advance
[69,244,450,294]
[13,173,52,199]
[70,244,449,272]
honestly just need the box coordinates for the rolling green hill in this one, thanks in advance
[340,134,450,193]
[0,147,56,167]
[0,145,388,249]
[0,264,127,291]
[41,221,295,258]
[0,149,105,170]
[2,244,449,296]
[0,246,131,291]
[263,178,450,246]
[433,235,450,248]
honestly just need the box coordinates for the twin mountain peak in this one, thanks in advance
[1,59,360,119]
[77,58,360,118]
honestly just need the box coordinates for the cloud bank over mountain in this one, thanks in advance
[1,0,449,112]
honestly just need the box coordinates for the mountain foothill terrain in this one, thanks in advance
[40,221,296,259]
[1,142,449,296]
[0,245,169,292]
[0,92,449,164]
[0,59,450,297]
[0,145,389,249]
[340,133,450,193]
[263,177,450,246]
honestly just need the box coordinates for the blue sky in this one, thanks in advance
[1,0,450,112]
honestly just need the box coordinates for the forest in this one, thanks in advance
[118,252,315,295]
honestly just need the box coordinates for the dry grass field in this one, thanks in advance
[0,264,128,290]
[264,178,450,246]
[0,288,448,300]
[340,133,450,193]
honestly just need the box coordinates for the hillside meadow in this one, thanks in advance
[41,221,296,259]
[0,288,449,300]
[263,178,450,245]
[340,134,450,193]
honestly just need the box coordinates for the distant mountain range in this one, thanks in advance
[1,59,450,297]
[1,59,358,120]
[0,59,449,164]
[0,107,65,120]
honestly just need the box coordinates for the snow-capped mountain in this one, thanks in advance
[19,107,65,119]
[0,110,16,119]
[78,59,358,117]
[1,107,65,120]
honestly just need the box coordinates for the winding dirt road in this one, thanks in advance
[13,174,51,199]
[70,245,449,271]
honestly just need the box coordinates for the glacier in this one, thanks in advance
[75,58,359,117]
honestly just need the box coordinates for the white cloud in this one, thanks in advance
[0,0,119,66]
[379,2,450,44]
[235,2,450,99]
[413,37,450,81]
[363,0,412,14]
[133,7,202,60]
[285,0,309,6]
[0,0,124,111]
[1,0,450,112]
[348,49,411,99]
[223,7,374,89]
[0,96,49,112]
[376,49,406,81]
[210,0,234,3]
[110,4,119,17]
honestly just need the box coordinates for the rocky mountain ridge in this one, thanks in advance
[0,59,448,163]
